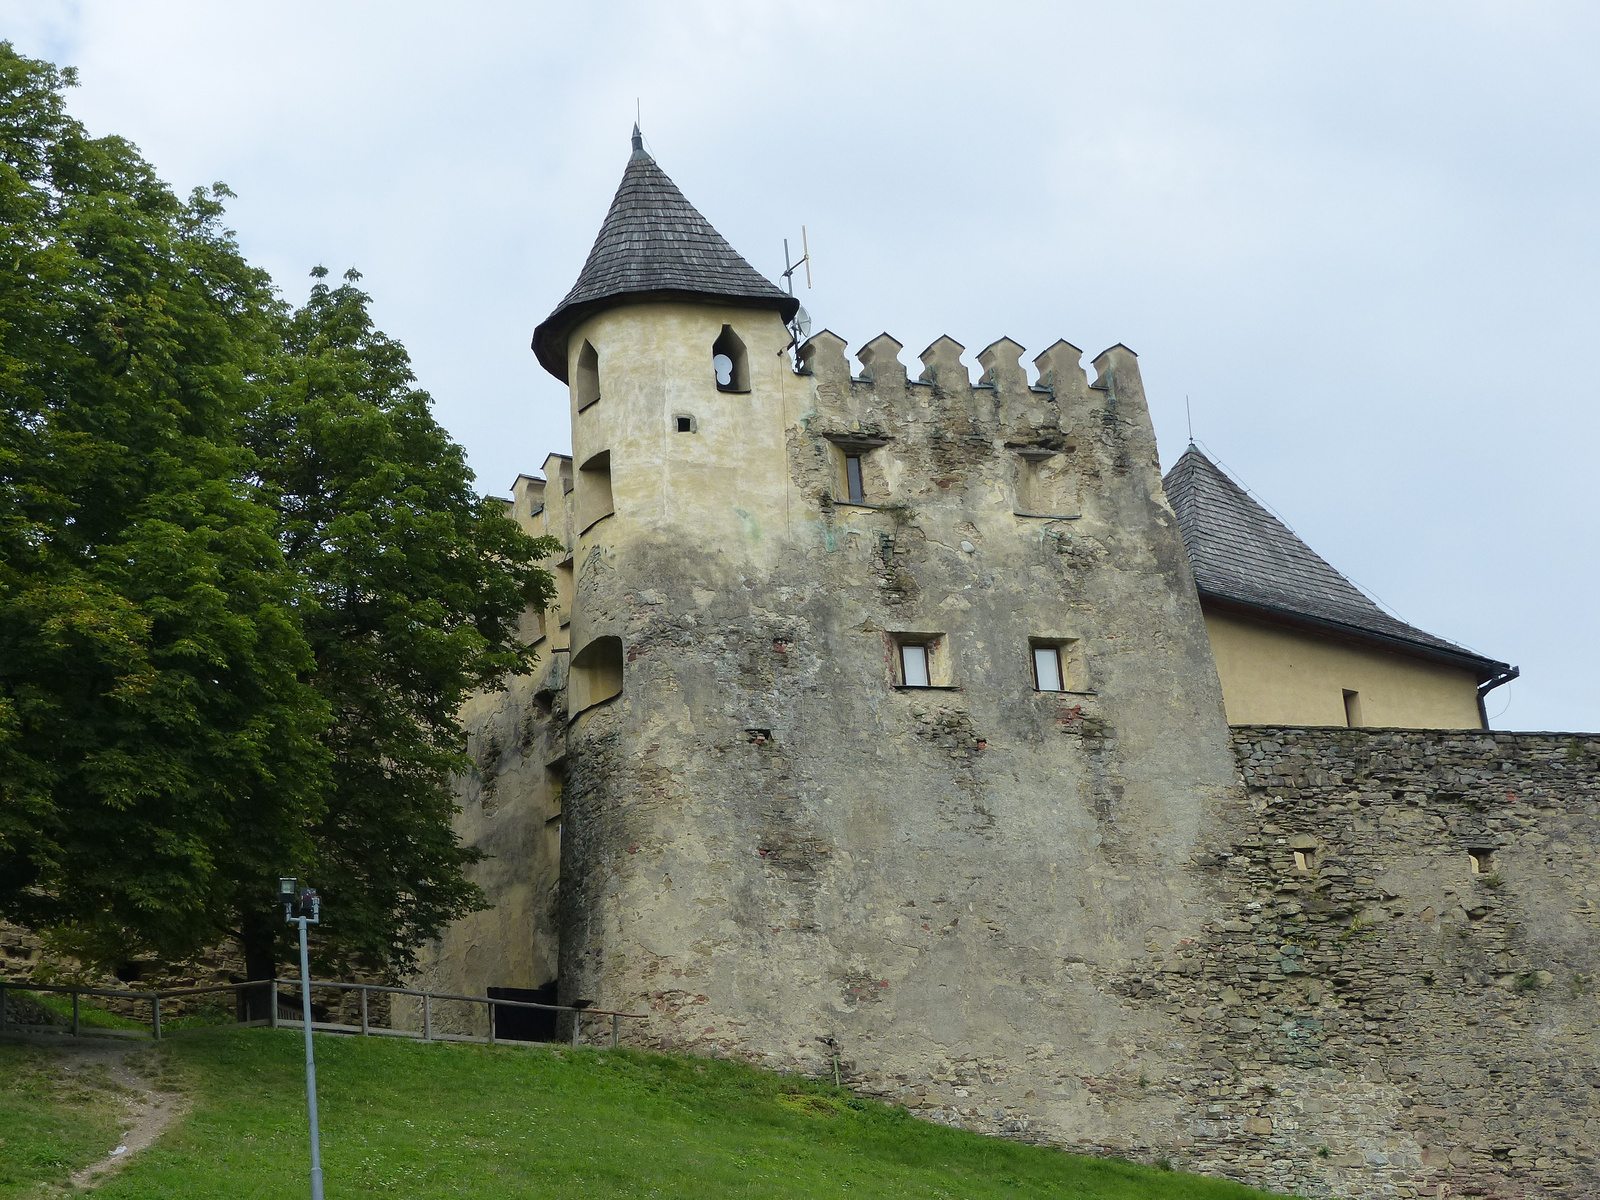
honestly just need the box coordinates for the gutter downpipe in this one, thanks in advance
[1477,665,1520,730]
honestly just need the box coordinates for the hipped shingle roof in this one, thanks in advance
[1164,445,1508,678]
[532,131,797,381]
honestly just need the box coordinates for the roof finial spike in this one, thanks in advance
[631,122,647,161]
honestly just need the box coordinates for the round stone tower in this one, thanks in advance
[528,129,1238,1143]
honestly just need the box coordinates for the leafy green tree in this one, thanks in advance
[1,44,557,993]
[0,43,330,960]
[245,269,560,983]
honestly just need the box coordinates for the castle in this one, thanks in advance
[415,130,1599,1199]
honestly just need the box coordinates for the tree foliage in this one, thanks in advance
[249,271,559,979]
[0,43,328,957]
[0,43,558,982]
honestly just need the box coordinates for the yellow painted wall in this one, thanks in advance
[1203,606,1484,729]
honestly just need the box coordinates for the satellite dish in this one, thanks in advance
[793,305,812,340]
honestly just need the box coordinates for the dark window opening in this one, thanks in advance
[712,325,750,393]
[1469,848,1495,875]
[675,415,695,433]
[845,455,865,503]
[488,984,559,1042]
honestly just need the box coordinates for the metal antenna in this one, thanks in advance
[1186,395,1194,444]
[781,226,811,295]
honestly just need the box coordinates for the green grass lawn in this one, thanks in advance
[23,989,149,1032]
[8,1029,1282,1199]
[0,1042,128,1196]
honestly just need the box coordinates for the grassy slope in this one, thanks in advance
[0,1042,127,1196]
[67,1029,1281,1200]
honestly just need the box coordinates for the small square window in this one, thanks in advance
[675,415,696,433]
[1033,645,1063,692]
[1469,849,1494,875]
[1293,850,1314,872]
[900,642,930,688]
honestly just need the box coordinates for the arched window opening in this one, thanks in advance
[574,341,600,410]
[570,635,624,714]
[712,325,750,393]
[577,450,614,532]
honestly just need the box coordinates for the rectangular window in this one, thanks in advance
[1033,645,1063,692]
[524,607,546,644]
[845,455,865,504]
[578,450,614,532]
[555,559,574,630]
[900,642,930,688]
[1343,689,1363,727]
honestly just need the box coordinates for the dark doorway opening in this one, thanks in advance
[489,983,559,1042]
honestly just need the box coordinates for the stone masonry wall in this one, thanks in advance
[1155,727,1598,1198]
[828,727,1599,1199]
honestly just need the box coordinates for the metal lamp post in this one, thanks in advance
[280,877,325,1200]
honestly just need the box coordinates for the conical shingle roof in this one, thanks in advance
[532,129,798,381]
[1164,445,1508,677]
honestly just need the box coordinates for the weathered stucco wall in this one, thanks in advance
[406,467,574,1032]
[550,311,1243,1155]
[1204,606,1484,730]
[421,310,1596,1199]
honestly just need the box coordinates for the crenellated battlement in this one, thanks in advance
[796,329,1163,510]
[800,331,1130,398]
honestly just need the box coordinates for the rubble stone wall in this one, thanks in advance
[1154,727,1599,1198]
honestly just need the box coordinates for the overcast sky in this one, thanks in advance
[6,1,1596,731]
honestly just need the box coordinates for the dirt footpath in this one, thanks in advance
[7,1034,189,1193]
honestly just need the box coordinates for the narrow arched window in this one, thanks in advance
[712,325,749,393]
[574,341,600,410]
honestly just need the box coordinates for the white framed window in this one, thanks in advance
[1033,644,1063,692]
[900,642,930,688]
[1029,636,1086,693]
